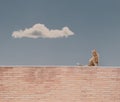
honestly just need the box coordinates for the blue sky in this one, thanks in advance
[0,0,120,66]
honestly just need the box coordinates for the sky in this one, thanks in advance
[0,0,120,66]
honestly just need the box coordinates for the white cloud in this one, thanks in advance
[12,24,74,39]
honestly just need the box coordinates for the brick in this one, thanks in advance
[0,66,120,102]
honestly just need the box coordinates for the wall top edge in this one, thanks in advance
[0,65,120,68]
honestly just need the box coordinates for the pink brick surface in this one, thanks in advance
[0,66,120,102]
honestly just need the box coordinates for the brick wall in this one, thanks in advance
[0,66,120,102]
